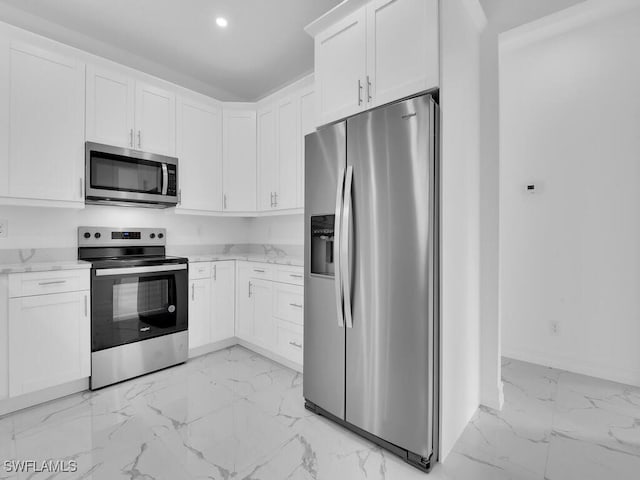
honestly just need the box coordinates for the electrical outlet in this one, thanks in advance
[0,219,7,239]
[550,321,560,336]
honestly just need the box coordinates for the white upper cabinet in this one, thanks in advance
[86,66,176,156]
[86,65,135,149]
[315,9,367,126]
[135,81,176,155]
[311,0,439,126]
[8,42,85,204]
[257,106,278,211]
[276,96,299,210]
[177,95,223,212]
[222,107,257,213]
[367,0,439,107]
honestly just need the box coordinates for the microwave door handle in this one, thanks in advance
[161,163,169,196]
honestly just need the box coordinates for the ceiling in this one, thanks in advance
[478,0,587,31]
[0,0,342,101]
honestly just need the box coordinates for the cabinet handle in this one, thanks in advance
[270,192,274,208]
[223,194,228,210]
[358,79,363,106]
[248,281,252,298]
[38,280,67,286]
[84,294,88,317]
[289,340,302,349]
[366,75,372,103]
[253,269,265,273]
[178,189,182,204]
[129,129,134,147]
[213,264,217,281]
[79,177,83,199]
[289,303,303,309]
[274,192,278,207]
[289,274,303,279]
[191,283,195,301]
[137,130,142,149]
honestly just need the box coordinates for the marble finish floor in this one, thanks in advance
[0,347,638,479]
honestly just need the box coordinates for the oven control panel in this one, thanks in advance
[78,227,166,247]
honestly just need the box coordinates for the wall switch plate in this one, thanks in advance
[550,321,560,336]
[0,219,7,238]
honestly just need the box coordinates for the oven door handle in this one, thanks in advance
[95,264,187,277]
[161,163,169,196]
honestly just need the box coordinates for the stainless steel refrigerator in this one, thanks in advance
[303,93,439,472]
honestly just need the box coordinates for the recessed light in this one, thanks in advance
[216,17,228,28]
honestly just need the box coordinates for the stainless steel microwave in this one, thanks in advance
[85,142,179,208]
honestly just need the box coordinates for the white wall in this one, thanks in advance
[249,214,304,246]
[0,206,250,250]
[499,1,640,386]
[439,0,484,461]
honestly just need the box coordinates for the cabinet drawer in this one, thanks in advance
[248,263,275,280]
[273,283,304,326]
[189,262,211,280]
[276,266,304,286]
[9,270,90,298]
[275,319,303,365]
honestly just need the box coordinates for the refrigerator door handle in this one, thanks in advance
[334,167,346,328]
[342,165,354,329]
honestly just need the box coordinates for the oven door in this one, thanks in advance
[91,264,188,352]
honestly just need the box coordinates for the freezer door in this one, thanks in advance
[303,122,347,419]
[345,95,437,458]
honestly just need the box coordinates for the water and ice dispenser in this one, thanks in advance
[310,215,335,276]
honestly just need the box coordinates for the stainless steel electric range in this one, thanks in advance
[78,227,188,390]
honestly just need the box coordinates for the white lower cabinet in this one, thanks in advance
[236,261,304,368]
[188,261,235,353]
[8,270,90,397]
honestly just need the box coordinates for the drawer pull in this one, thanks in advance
[289,303,303,309]
[289,274,303,279]
[289,340,302,349]
[253,269,265,273]
[38,280,67,286]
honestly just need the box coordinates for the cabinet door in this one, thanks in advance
[276,96,299,210]
[315,8,367,126]
[86,65,135,148]
[9,291,90,397]
[257,106,277,211]
[222,109,257,212]
[298,87,316,208]
[135,81,176,155]
[367,0,439,107]
[177,97,223,212]
[251,279,274,350]
[9,42,85,202]
[235,262,254,341]
[188,278,211,350]
[211,261,235,342]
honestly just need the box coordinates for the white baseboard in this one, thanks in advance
[236,338,303,373]
[189,337,237,359]
[0,377,88,417]
[502,346,640,387]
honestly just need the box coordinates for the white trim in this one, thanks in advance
[188,337,237,359]
[460,0,488,31]
[503,346,640,388]
[500,0,640,52]
[237,338,303,373]
[0,197,85,209]
[305,0,370,37]
[0,377,88,417]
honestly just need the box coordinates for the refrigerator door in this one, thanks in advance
[345,95,437,458]
[303,122,347,419]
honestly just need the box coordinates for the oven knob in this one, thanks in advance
[94,232,101,239]
[150,233,156,239]
[158,233,164,239]
[168,305,175,313]
[83,232,91,239]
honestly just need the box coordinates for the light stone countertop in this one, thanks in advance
[0,260,92,275]
[185,253,304,267]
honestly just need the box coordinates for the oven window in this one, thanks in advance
[91,152,162,194]
[92,271,188,352]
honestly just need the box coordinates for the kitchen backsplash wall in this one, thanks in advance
[0,205,251,253]
[249,214,303,246]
